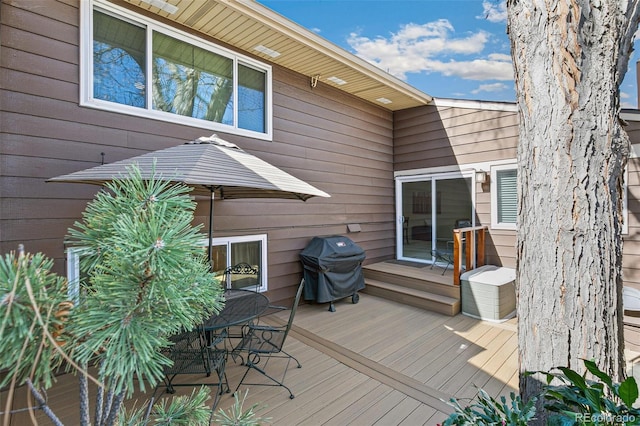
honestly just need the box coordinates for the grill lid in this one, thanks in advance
[300,235,366,265]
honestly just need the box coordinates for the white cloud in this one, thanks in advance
[621,90,637,108]
[394,20,454,41]
[431,59,513,80]
[347,18,513,82]
[477,1,508,23]
[472,82,509,94]
[488,53,512,61]
[621,89,637,108]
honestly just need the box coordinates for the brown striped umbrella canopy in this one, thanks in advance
[49,134,330,263]
[48,134,330,200]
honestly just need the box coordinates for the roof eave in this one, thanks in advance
[222,0,433,107]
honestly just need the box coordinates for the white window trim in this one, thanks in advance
[68,234,269,297]
[66,246,82,305]
[205,234,268,292]
[81,0,273,141]
[490,163,517,231]
[623,166,629,235]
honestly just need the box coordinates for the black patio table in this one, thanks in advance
[203,289,270,364]
[203,289,270,332]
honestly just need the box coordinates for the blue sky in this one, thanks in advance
[260,0,640,109]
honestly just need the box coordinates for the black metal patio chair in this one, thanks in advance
[430,248,454,274]
[233,278,304,399]
[223,262,268,346]
[154,325,228,410]
[431,222,470,275]
[224,262,287,324]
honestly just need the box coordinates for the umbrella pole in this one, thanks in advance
[208,190,214,272]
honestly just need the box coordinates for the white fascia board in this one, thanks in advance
[432,97,518,112]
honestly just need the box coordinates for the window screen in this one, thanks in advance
[497,168,517,224]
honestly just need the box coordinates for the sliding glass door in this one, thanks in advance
[396,173,474,263]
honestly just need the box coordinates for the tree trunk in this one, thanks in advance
[506,0,640,422]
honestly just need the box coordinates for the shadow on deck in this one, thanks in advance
[1,293,518,425]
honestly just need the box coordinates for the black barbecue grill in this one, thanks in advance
[300,235,366,312]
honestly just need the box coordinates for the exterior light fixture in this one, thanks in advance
[376,97,392,104]
[475,170,488,184]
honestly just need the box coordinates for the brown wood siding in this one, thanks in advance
[394,104,519,269]
[6,0,640,333]
[0,0,394,303]
[394,105,519,170]
[394,105,640,348]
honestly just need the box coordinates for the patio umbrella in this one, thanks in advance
[48,134,330,264]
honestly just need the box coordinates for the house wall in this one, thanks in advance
[6,0,640,345]
[395,103,640,350]
[394,102,519,268]
[0,0,395,306]
[395,103,640,275]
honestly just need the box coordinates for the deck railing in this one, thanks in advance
[452,225,489,285]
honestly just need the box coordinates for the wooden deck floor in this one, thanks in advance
[1,293,521,425]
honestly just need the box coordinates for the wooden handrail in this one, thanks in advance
[452,225,488,285]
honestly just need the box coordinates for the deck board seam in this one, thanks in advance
[264,317,453,413]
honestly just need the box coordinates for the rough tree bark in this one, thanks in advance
[506,0,640,422]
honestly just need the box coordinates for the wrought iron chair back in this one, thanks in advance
[233,278,305,399]
[223,263,262,344]
[153,325,228,412]
[455,218,472,229]
[224,262,260,291]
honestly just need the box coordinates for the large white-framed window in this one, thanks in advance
[207,234,268,292]
[81,1,273,140]
[491,164,517,230]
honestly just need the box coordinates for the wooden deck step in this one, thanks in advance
[363,278,461,316]
[361,261,461,316]
[363,262,458,296]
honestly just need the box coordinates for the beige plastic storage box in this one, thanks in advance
[460,265,516,322]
